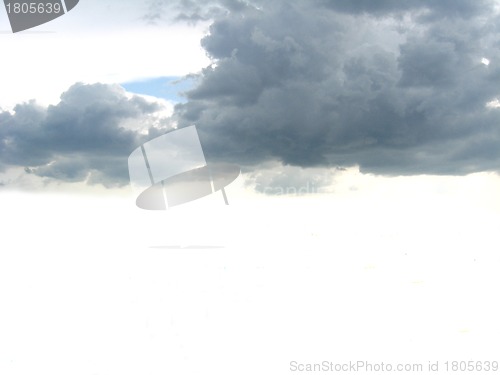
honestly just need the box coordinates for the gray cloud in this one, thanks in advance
[320,0,490,18]
[0,83,168,187]
[172,0,500,177]
[143,0,255,24]
[3,1,500,192]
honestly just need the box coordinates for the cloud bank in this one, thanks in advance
[173,0,500,176]
[2,0,500,191]
[0,83,169,187]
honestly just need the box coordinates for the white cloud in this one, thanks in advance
[486,98,500,108]
[0,1,210,108]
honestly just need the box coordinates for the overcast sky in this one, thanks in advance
[173,0,500,180]
[2,2,500,375]
[1,0,500,192]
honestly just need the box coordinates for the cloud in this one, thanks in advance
[0,12,209,108]
[172,0,500,177]
[320,0,491,18]
[3,0,500,192]
[0,83,171,187]
[143,0,256,23]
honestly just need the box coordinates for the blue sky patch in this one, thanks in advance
[121,76,196,103]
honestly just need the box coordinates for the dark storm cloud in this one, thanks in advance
[0,83,165,187]
[3,1,500,191]
[320,0,489,18]
[171,0,500,176]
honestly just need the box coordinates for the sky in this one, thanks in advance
[1,1,500,375]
